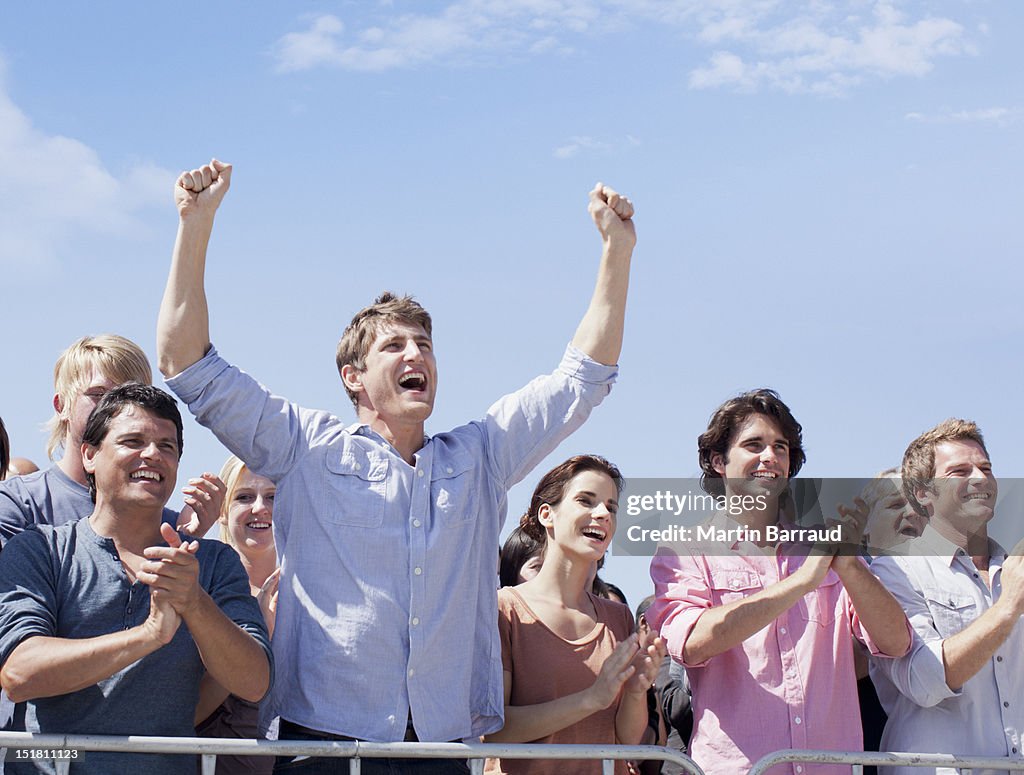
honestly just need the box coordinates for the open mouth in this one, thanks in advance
[130,470,163,482]
[398,372,427,392]
[581,526,607,542]
[246,521,272,530]
[751,471,778,480]
[896,521,920,538]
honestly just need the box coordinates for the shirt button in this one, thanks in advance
[417,470,425,478]
[413,519,422,528]
[411,617,420,626]
[779,627,787,635]
[796,768,803,774]
[446,467,453,474]
[1004,701,1010,708]
[354,462,362,471]
[997,656,1003,662]
[126,608,132,614]
[408,669,415,677]
[794,716,802,725]
[414,567,423,576]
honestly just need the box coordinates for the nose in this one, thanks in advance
[252,495,272,516]
[140,442,160,460]
[593,502,612,520]
[403,340,423,361]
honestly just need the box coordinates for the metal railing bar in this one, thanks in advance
[0,733,704,774]
[749,748,1024,774]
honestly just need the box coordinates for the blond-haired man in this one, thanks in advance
[870,419,1024,774]
[0,335,221,546]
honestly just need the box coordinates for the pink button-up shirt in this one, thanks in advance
[649,533,904,775]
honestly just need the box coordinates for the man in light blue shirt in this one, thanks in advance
[870,419,1024,775]
[156,160,636,766]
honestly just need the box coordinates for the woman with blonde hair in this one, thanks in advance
[196,455,279,775]
[487,455,665,775]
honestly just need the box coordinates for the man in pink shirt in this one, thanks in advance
[648,389,911,775]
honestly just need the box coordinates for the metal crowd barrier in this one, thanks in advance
[0,733,706,775]
[748,748,1024,774]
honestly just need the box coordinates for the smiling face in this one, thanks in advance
[712,413,790,501]
[539,470,619,562]
[221,467,276,559]
[919,439,997,539]
[82,405,179,514]
[863,477,926,551]
[341,321,437,429]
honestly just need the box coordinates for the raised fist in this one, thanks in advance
[175,158,232,219]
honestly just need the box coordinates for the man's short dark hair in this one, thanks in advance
[82,383,184,502]
[698,389,806,495]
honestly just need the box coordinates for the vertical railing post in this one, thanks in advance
[201,753,218,775]
[602,758,615,775]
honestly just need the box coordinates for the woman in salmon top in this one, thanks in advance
[487,454,665,775]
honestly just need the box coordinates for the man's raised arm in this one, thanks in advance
[157,159,232,378]
[570,183,637,366]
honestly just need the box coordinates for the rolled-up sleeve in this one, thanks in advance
[869,557,960,708]
[166,345,335,482]
[480,344,617,489]
[649,549,713,668]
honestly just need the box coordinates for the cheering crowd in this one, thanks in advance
[0,160,1020,775]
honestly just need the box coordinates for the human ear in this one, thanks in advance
[711,453,727,477]
[81,443,98,475]
[340,364,364,395]
[537,503,554,529]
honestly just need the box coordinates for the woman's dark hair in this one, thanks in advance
[519,454,624,543]
[0,416,9,481]
[697,389,805,495]
[498,526,543,588]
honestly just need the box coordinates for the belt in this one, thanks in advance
[280,718,425,743]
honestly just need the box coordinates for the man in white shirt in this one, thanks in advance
[870,418,1024,775]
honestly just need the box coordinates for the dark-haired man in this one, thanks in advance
[156,159,636,764]
[649,389,911,775]
[0,385,271,775]
[869,419,1024,775]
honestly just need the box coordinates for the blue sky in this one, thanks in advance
[2,1,1022,607]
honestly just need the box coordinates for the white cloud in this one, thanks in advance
[273,3,605,73]
[553,135,615,159]
[686,1,972,95]
[0,59,173,269]
[905,106,1022,126]
[270,2,976,97]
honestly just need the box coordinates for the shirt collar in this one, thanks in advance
[916,525,1007,567]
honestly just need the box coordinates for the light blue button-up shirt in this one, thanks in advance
[166,344,615,742]
[870,526,1024,775]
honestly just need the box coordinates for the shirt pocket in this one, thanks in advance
[709,568,763,605]
[926,591,977,638]
[323,448,389,527]
[432,452,476,527]
[798,571,841,627]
